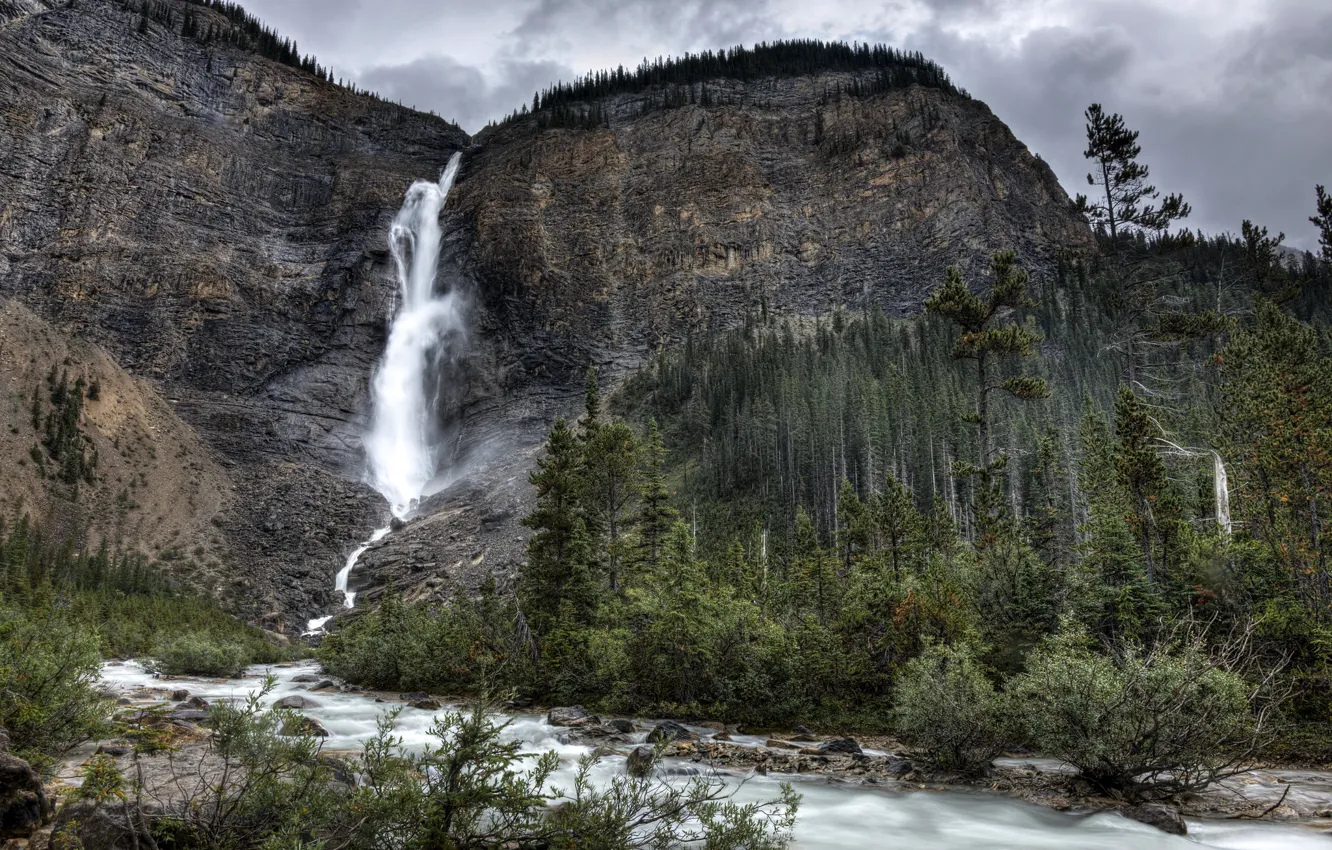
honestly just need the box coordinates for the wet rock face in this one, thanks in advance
[1122,802,1187,835]
[1,2,1092,621]
[457,74,1092,387]
[0,0,465,621]
[0,752,52,840]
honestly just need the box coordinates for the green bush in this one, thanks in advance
[1007,629,1260,798]
[0,606,110,771]
[125,682,800,849]
[892,642,1008,776]
[150,632,252,677]
[319,588,536,694]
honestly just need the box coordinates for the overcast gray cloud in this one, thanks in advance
[240,0,1331,247]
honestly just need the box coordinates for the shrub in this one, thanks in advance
[320,589,538,695]
[1007,629,1261,798]
[119,684,800,849]
[339,703,800,849]
[150,633,251,677]
[893,643,1008,776]
[0,606,110,771]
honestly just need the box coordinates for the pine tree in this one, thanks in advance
[1112,387,1171,583]
[635,419,677,571]
[924,250,1049,541]
[835,479,871,572]
[1312,184,1332,264]
[519,418,596,634]
[872,472,922,580]
[1240,220,1298,304]
[582,422,639,593]
[1075,104,1190,239]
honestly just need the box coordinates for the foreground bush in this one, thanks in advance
[149,633,253,678]
[0,606,109,771]
[1007,629,1262,798]
[320,589,537,694]
[893,643,1008,776]
[90,680,799,849]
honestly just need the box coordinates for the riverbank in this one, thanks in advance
[24,660,1323,849]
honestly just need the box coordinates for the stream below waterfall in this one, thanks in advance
[95,661,1331,849]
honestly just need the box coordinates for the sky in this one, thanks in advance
[239,0,1331,249]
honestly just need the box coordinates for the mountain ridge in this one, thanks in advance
[0,0,1092,627]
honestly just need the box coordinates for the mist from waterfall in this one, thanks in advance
[364,151,465,518]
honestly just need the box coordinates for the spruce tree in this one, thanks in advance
[1075,104,1190,239]
[581,422,639,593]
[518,418,595,634]
[872,472,922,580]
[1111,387,1171,583]
[635,419,677,571]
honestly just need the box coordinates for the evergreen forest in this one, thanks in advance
[325,111,1332,776]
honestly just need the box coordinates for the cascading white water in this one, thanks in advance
[365,151,466,519]
[1214,451,1232,535]
[306,153,465,633]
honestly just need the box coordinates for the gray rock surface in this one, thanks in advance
[0,752,52,839]
[547,706,595,727]
[273,695,317,710]
[647,721,697,744]
[1122,802,1187,835]
[1,1,1093,622]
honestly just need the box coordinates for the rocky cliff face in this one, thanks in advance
[0,0,468,620]
[0,0,1092,627]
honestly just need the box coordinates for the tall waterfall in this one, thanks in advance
[364,151,466,518]
[306,153,465,632]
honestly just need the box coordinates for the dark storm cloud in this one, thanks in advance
[236,0,1330,246]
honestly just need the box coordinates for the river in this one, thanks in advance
[97,660,1331,849]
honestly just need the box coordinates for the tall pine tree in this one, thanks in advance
[1076,104,1190,239]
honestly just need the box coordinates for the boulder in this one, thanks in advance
[291,674,321,683]
[0,753,52,840]
[603,719,636,734]
[312,680,339,692]
[167,710,210,724]
[96,744,132,757]
[818,738,863,755]
[280,716,329,737]
[647,722,697,744]
[175,696,209,711]
[1122,803,1187,836]
[626,746,655,778]
[170,689,190,701]
[884,756,914,777]
[410,699,442,711]
[49,800,145,849]
[792,724,815,737]
[548,706,596,728]
[765,738,799,750]
[273,695,317,710]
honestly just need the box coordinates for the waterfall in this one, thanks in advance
[365,151,466,519]
[305,152,465,633]
[1214,451,1232,535]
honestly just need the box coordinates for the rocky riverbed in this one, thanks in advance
[16,660,1330,849]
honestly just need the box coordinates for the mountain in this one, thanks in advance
[0,0,1092,628]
